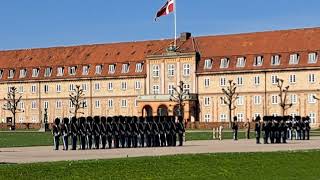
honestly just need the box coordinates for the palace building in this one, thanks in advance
[0,27,320,128]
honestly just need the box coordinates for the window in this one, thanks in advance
[309,113,316,124]
[237,113,244,122]
[220,114,227,122]
[121,82,127,90]
[82,66,89,75]
[237,96,244,106]
[32,68,39,77]
[135,63,143,72]
[220,58,229,68]
[82,83,87,92]
[308,94,316,104]
[204,78,210,88]
[95,100,100,108]
[19,117,24,123]
[254,113,261,119]
[94,82,100,91]
[236,76,243,86]
[44,67,52,77]
[289,74,296,84]
[19,69,27,78]
[68,66,76,75]
[153,65,160,77]
[18,86,24,93]
[236,57,246,67]
[168,84,174,95]
[18,101,25,109]
[108,64,115,74]
[44,101,49,109]
[108,82,113,91]
[289,53,299,64]
[44,85,49,93]
[121,64,129,73]
[254,76,260,85]
[204,114,211,122]
[204,97,210,106]
[308,53,317,64]
[57,67,64,76]
[95,65,102,75]
[121,99,127,107]
[135,81,141,90]
[8,69,15,79]
[290,94,297,104]
[204,59,212,69]
[153,85,160,94]
[56,100,62,109]
[271,95,278,104]
[31,116,37,123]
[253,95,261,105]
[134,99,138,107]
[254,56,263,66]
[220,77,226,86]
[168,64,175,76]
[108,99,113,108]
[56,84,61,93]
[69,84,75,92]
[0,70,3,79]
[31,101,37,109]
[309,74,316,83]
[183,64,191,76]
[271,75,278,84]
[31,85,37,93]
[271,55,280,65]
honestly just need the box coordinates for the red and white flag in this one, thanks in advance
[155,0,174,20]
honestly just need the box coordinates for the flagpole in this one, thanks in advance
[174,0,177,48]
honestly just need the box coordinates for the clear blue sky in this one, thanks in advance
[1,0,320,50]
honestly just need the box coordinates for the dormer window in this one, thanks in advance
[220,58,229,68]
[135,63,143,72]
[0,70,3,79]
[19,69,27,78]
[308,52,317,64]
[289,53,299,64]
[68,66,76,75]
[82,65,89,75]
[8,69,15,79]
[204,59,212,69]
[108,64,115,74]
[254,56,263,66]
[44,67,52,77]
[95,65,102,75]
[32,68,39,78]
[57,67,64,76]
[122,64,129,73]
[236,57,246,67]
[271,55,280,66]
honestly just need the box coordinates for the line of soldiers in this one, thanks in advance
[52,115,185,150]
[254,116,311,144]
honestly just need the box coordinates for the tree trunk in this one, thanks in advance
[229,105,232,129]
[12,112,16,131]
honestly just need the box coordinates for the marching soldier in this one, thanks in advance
[60,118,69,151]
[113,116,120,148]
[70,117,78,150]
[177,116,185,146]
[119,116,126,148]
[270,118,276,144]
[126,117,133,148]
[159,116,166,147]
[275,117,281,143]
[232,116,239,141]
[280,118,287,143]
[106,117,113,149]
[286,116,293,140]
[100,116,107,149]
[165,116,172,146]
[244,118,251,139]
[132,116,139,148]
[301,117,306,140]
[255,116,261,144]
[79,117,87,150]
[296,116,302,140]
[93,116,101,149]
[138,116,146,147]
[305,116,311,140]
[153,116,160,147]
[146,117,153,147]
[52,118,61,150]
[170,116,177,146]
[86,116,94,149]
[262,117,268,144]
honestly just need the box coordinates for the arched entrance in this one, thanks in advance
[142,105,153,117]
[157,105,168,116]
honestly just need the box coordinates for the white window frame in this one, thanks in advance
[237,113,244,122]
[168,84,174,95]
[19,69,27,78]
[204,59,212,69]
[168,64,175,77]
[204,97,210,106]
[254,56,263,66]
[271,75,278,85]
[32,68,39,78]
[82,83,88,92]
[44,84,49,93]
[121,99,127,108]
[31,85,37,94]
[220,114,227,122]
[44,101,49,109]
[108,99,113,109]
[290,94,297,104]
[183,64,191,76]
[153,65,160,77]
[271,95,278,105]
[308,94,317,104]
[108,64,115,74]
[69,84,75,92]
[135,81,141,90]
[309,112,316,124]
[253,95,261,105]
[121,82,127,90]
[271,55,280,66]
[31,101,37,109]
[204,78,210,88]
[237,96,244,106]
[308,52,317,64]
[308,74,316,84]
[121,64,129,73]
[57,67,64,76]
[94,82,101,91]
[44,68,52,77]
[56,100,62,109]
[220,77,226,87]
[56,84,61,93]
[204,114,211,122]
[8,69,15,79]
[135,63,143,72]
[108,82,113,91]
[289,74,296,84]
[254,76,260,86]
[289,53,299,64]
[95,100,100,108]
[68,66,76,76]
[236,57,246,67]
[153,85,160,94]
[95,65,102,75]
[237,76,243,86]
[82,66,89,75]
[220,58,229,68]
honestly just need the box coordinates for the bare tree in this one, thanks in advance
[276,78,293,116]
[69,85,86,118]
[221,80,239,128]
[2,86,23,130]
[169,81,190,118]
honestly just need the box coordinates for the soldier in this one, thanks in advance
[305,116,311,140]
[280,118,287,143]
[100,116,107,149]
[232,116,239,141]
[255,116,261,144]
[52,118,61,150]
[301,117,306,140]
[170,116,177,146]
[86,116,94,149]
[60,118,69,151]
[153,116,160,147]
[177,116,185,146]
[145,116,153,147]
[93,116,101,149]
[112,116,120,148]
[286,116,293,140]
[119,116,126,148]
[126,117,133,148]
[106,117,113,149]
[244,118,251,139]
[159,116,166,147]
[138,116,146,147]
[262,116,268,144]
[132,116,139,148]
[165,116,172,146]
[79,117,87,150]
[70,116,78,150]
[296,116,302,140]
[292,116,298,140]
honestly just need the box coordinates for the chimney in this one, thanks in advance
[180,32,191,42]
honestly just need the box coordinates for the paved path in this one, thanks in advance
[0,137,319,164]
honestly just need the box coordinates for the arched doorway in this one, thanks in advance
[157,105,168,116]
[142,105,153,117]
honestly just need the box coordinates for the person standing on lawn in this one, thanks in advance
[232,116,239,141]
[52,118,61,150]
[244,118,251,139]
[255,116,261,144]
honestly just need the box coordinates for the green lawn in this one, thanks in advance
[0,151,319,180]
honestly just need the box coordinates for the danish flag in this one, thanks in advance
[155,0,174,20]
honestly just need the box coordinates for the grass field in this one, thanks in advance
[0,150,319,179]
